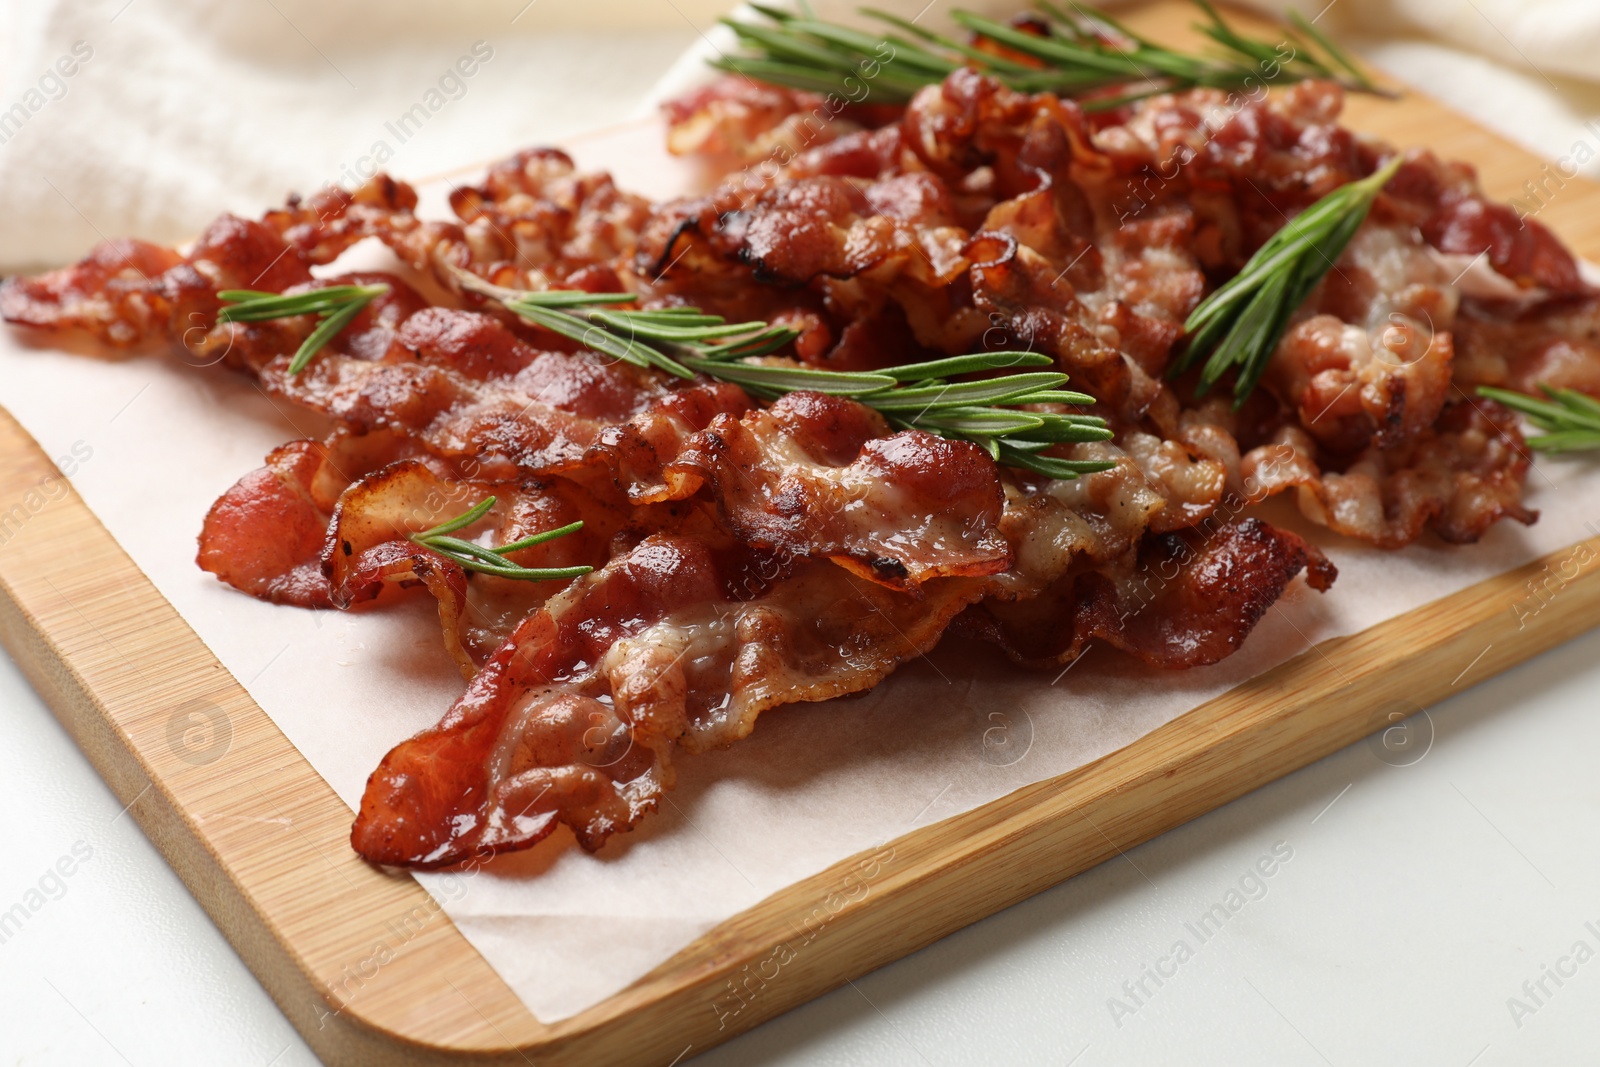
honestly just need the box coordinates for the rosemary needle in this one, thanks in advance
[218,283,389,374]
[712,0,1389,108]
[1170,154,1405,407]
[408,497,594,582]
[1477,384,1600,453]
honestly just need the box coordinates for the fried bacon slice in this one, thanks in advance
[1453,296,1600,398]
[351,499,1325,867]
[259,309,668,475]
[197,428,425,607]
[661,75,889,161]
[1266,224,1457,454]
[648,70,1586,551]
[322,461,635,675]
[1241,400,1537,548]
[434,148,653,292]
[350,526,992,868]
[1,177,418,357]
[0,238,186,346]
[660,392,1011,588]
[198,438,339,608]
[663,77,823,159]
[356,147,658,299]
[201,385,1015,656]
[960,517,1335,669]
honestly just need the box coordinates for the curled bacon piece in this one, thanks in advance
[198,377,1018,677]
[197,428,424,607]
[960,517,1335,669]
[1241,401,1537,548]
[442,148,652,291]
[1267,224,1457,454]
[323,461,633,673]
[662,75,864,161]
[663,64,1580,549]
[351,528,990,868]
[587,380,752,499]
[0,238,184,345]
[1267,312,1454,455]
[663,392,1011,588]
[1454,297,1600,398]
[197,438,340,608]
[254,304,716,479]
[1,176,419,358]
[1385,150,1589,296]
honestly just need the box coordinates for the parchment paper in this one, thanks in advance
[3,122,1598,1023]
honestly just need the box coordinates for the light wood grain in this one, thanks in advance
[4,2,1600,1063]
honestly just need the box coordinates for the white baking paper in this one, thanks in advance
[3,119,1599,1024]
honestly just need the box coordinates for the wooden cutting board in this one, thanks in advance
[5,2,1600,1063]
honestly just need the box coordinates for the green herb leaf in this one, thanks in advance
[678,355,898,396]
[859,371,1072,411]
[876,351,1054,380]
[218,283,389,374]
[711,0,1391,107]
[408,498,594,582]
[1171,154,1404,407]
[1477,384,1600,452]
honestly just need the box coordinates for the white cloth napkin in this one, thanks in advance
[2,0,1598,274]
[0,0,712,272]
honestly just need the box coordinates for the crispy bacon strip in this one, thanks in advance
[196,428,424,607]
[1454,297,1600,397]
[1,177,419,356]
[261,338,653,477]
[1266,223,1457,454]
[323,461,635,673]
[354,502,1329,867]
[351,528,991,867]
[0,238,185,345]
[205,384,1014,645]
[659,73,1579,552]
[1241,401,1537,548]
[661,75,878,161]
[197,438,337,608]
[661,392,1011,588]
[961,517,1335,669]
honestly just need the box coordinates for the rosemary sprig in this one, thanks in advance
[218,283,389,374]
[454,269,1115,480]
[712,0,1387,110]
[1476,385,1600,453]
[1169,154,1404,407]
[408,497,594,582]
[486,284,798,382]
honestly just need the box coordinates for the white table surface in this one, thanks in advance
[5,616,1600,1066]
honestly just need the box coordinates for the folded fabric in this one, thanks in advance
[0,0,702,272]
